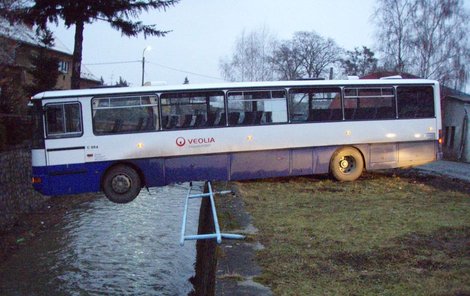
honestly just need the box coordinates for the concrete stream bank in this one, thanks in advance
[191,182,272,296]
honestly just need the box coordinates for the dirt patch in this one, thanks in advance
[388,168,470,194]
[331,226,469,272]
[0,193,98,263]
[398,226,470,256]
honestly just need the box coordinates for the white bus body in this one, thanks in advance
[30,79,442,203]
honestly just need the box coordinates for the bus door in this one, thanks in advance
[43,101,85,166]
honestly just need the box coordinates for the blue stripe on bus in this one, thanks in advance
[32,146,341,196]
[35,142,433,197]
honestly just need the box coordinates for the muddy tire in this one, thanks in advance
[330,147,364,182]
[102,165,141,204]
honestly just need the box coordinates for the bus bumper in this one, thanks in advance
[32,164,103,196]
[32,166,53,196]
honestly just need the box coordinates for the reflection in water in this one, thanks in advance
[0,184,201,296]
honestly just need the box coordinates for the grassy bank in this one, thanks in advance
[234,171,470,295]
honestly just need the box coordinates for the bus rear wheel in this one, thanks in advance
[330,147,364,182]
[103,165,142,204]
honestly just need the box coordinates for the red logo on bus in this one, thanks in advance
[176,137,186,147]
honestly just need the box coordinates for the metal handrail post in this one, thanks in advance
[179,181,245,246]
[207,182,222,244]
[179,185,192,246]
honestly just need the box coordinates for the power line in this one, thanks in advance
[83,60,140,66]
[146,61,225,81]
[83,59,226,81]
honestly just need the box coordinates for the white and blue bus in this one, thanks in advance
[30,78,442,203]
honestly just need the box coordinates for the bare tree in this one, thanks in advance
[219,27,277,82]
[373,0,469,89]
[291,31,343,79]
[410,0,469,89]
[373,0,416,73]
[222,29,343,81]
[271,39,304,80]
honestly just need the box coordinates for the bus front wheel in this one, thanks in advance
[103,165,142,204]
[330,147,364,182]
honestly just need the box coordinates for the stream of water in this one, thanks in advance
[0,183,201,296]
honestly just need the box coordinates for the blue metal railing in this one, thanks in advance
[180,181,245,246]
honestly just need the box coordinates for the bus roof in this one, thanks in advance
[31,79,439,100]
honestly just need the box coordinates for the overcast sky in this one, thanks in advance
[51,0,467,88]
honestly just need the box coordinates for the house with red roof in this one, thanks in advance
[0,18,100,96]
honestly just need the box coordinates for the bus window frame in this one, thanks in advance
[396,85,436,119]
[44,101,83,139]
[31,100,46,148]
[288,86,343,123]
[226,88,288,126]
[159,90,226,130]
[342,85,396,121]
[91,94,159,136]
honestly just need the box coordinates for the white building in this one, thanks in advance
[443,94,470,162]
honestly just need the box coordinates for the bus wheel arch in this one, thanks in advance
[102,163,143,204]
[329,146,365,182]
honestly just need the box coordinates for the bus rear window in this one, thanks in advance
[45,102,82,138]
[397,86,434,118]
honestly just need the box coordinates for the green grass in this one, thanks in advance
[234,172,470,295]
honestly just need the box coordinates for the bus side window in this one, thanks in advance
[160,91,225,130]
[92,95,159,135]
[289,88,341,123]
[397,86,434,119]
[344,87,395,121]
[45,102,82,138]
[227,90,287,126]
